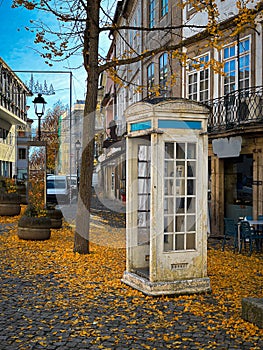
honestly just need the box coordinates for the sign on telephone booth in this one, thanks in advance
[122,99,211,295]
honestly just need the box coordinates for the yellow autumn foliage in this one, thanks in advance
[0,211,262,349]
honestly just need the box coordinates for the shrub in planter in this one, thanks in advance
[16,180,27,205]
[17,206,51,240]
[46,205,63,229]
[0,191,21,216]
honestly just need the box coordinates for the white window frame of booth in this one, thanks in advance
[163,141,197,252]
[187,53,210,103]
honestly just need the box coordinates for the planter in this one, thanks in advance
[18,216,51,240]
[46,208,63,229]
[17,182,28,205]
[0,193,21,216]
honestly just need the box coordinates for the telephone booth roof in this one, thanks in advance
[125,98,210,136]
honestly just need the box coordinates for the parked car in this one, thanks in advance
[46,175,70,204]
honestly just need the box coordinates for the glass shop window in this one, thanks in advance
[224,154,253,206]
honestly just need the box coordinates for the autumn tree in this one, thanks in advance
[39,102,66,173]
[12,0,263,254]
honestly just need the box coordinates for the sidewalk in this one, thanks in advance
[0,198,262,350]
[58,190,126,230]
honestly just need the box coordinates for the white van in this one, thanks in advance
[46,175,70,204]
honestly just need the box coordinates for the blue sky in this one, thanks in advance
[0,0,114,122]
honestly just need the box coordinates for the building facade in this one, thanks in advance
[0,57,31,179]
[99,0,263,235]
[59,100,84,176]
[99,0,183,200]
[181,0,263,234]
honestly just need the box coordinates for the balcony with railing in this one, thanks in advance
[207,86,263,133]
[102,119,127,149]
[0,59,30,125]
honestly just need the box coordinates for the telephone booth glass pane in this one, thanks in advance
[175,234,184,250]
[164,234,173,251]
[176,143,185,159]
[138,145,151,244]
[187,143,196,158]
[187,161,196,177]
[165,143,174,158]
[163,142,197,251]
[186,233,195,249]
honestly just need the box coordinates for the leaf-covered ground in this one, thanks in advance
[0,209,262,349]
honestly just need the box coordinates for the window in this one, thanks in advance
[130,7,141,50]
[187,0,197,11]
[188,54,209,102]
[225,154,253,207]
[161,0,168,17]
[223,38,250,95]
[3,129,8,144]
[7,132,12,145]
[18,148,26,160]
[147,63,155,97]
[159,53,168,96]
[164,142,197,251]
[149,0,155,28]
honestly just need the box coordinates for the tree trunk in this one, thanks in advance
[73,0,100,254]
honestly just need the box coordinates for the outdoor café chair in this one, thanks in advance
[239,221,261,255]
[222,218,238,252]
[257,215,263,250]
[257,215,263,232]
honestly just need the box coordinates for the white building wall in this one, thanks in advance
[183,0,258,38]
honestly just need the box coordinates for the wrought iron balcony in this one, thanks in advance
[207,86,263,133]
[102,119,127,149]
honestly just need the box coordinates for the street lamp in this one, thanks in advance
[75,140,81,190]
[33,93,47,141]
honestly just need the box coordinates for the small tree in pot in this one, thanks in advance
[18,172,51,241]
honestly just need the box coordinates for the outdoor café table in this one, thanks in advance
[237,219,263,253]
[246,219,263,227]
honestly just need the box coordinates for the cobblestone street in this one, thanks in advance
[0,194,262,349]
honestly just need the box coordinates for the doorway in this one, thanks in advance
[224,154,253,220]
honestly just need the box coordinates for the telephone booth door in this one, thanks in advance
[125,137,151,277]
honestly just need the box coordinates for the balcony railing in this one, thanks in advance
[0,92,27,122]
[207,86,263,133]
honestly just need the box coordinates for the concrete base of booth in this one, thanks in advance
[121,271,211,296]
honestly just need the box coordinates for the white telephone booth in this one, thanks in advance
[122,99,211,295]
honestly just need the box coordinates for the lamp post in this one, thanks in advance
[75,140,81,191]
[33,93,47,141]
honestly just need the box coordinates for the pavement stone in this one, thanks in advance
[0,194,262,349]
[0,222,15,235]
